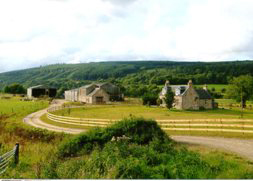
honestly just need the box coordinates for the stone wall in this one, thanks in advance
[199,99,213,109]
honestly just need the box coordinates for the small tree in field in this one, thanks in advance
[165,87,174,109]
[227,75,253,108]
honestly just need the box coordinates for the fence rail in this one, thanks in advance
[46,106,253,134]
[0,143,19,175]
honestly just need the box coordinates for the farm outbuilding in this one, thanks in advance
[64,89,79,102]
[64,82,122,104]
[27,85,57,98]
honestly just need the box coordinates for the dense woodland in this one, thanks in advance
[0,60,253,98]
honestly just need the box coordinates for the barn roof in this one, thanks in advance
[80,83,96,89]
[87,87,109,97]
[28,85,56,89]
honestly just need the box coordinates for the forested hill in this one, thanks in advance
[0,60,253,91]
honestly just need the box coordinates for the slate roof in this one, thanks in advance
[195,89,212,99]
[160,85,188,96]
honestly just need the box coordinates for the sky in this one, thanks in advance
[1,0,253,73]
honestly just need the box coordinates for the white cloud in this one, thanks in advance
[0,0,253,72]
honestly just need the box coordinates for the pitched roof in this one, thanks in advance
[95,82,109,87]
[195,89,212,99]
[87,87,109,97]
[160,85,188,96]
[80,83,95,89]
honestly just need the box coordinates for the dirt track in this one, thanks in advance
[23,100,253,161]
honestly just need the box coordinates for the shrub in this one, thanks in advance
[142,93,158,105]
[57,117,171,158]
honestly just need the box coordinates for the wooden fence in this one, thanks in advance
[47,106,253,134]
[0,143,19,175]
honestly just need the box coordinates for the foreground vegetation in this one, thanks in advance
[24,118,253,179]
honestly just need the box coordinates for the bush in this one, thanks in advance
[44,117,253,179]
[57,117,170,158]
[142,93,158,105]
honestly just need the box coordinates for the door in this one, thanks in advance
[96,96,104,103]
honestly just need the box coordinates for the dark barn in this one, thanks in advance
[27,85,57,98]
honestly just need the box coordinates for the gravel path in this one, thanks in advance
[23,100,253,161]
[171,135,253,161]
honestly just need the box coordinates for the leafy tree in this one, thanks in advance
[221,88,226,93]
[142,93,158,106]
[4,83,26,94]
[165,87,174,109]
[227,75,253,108]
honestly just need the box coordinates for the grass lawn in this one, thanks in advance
[0,94,48,115]
[52,104,253,120]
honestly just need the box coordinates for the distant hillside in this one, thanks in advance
[0,60,253,92]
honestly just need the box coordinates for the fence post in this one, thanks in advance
[14,143,19,165]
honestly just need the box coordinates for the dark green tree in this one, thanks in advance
[142,93,158,106]
[165,87,174,109]
[227,75,253,108]
[4,83,26,94]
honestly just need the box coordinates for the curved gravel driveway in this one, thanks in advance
[23,100,253,161]
[23,99,85,134]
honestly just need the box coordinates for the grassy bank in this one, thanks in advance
[0,95,67,178]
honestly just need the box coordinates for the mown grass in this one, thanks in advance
[52,104,253,120]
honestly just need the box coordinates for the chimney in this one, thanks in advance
[203,84,208,91]
[165,80,170,87]
[188,80,193,87]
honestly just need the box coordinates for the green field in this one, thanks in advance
[0,95,48,115]
[52,104,253,120]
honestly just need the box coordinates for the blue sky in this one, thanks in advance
[0,0,253,72]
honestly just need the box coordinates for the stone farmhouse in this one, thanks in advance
[27,85,57,98]
[159,80,214,110]
[65,82,123,104]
